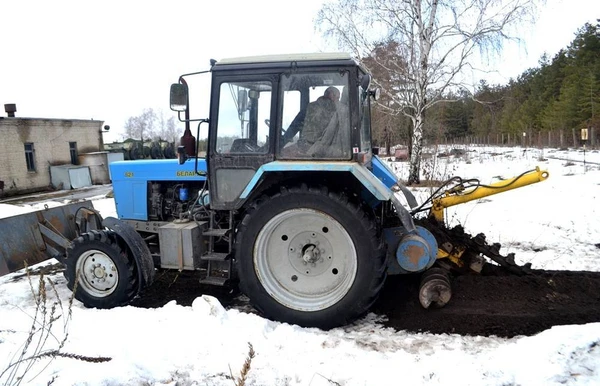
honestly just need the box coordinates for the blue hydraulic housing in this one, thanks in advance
[383,226,438,274]
[110,159,207,221]
[396,226,438,272]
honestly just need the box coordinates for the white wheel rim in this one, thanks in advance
[254,209,357,312]
[75,249,119,298]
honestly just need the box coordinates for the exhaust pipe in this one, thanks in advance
[4,104,16,117]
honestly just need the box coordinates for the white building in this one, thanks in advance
[0,108,105,197]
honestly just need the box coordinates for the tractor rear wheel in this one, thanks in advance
[65,230,138,308]
[236,185,386,329]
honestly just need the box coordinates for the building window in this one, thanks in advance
[69,142,79,165]
[24,143,36,172]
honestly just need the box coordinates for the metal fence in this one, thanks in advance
[439,127,598,149]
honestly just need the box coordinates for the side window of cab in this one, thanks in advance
[216,80,272,154]
[278,72,351,160]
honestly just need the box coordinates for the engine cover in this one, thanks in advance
[110,158,207,221]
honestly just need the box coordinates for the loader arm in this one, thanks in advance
[429,167,549,222]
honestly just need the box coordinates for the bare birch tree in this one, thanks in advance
[317,0,539,184]
[124,108,180,143]
[156,111,179,143]
[124,108,157,141]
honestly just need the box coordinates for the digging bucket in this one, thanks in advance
[0,201,94,277]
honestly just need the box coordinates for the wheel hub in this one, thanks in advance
[288,231,333,276]
[75,249,119,297]
[301,245,320,264]
[93,264,107,280]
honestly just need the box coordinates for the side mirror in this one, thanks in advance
[360,74,372,91]
[237,89,248,115]
[170,84,188,112]
[369,88,381,101]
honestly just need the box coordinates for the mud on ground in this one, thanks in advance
[131,267,600,338]
[372,268,600,337]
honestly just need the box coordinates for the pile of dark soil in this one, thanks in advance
[373,268,600,337]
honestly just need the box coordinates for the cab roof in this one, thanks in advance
[211,52,362,72]
[216,53,353,65]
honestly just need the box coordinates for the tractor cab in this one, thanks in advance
[171,53,377,210]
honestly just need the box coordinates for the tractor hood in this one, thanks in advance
[110,158,207,220]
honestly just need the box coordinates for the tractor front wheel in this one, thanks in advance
[236,185,386,329]
[65,230,138,308]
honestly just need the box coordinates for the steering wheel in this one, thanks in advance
[243,142,260,152]
[265,119,288,143]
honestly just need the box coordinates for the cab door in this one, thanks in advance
[207,75,277,210]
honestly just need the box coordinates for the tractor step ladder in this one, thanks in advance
[199,210,234,286]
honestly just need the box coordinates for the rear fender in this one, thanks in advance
[239,161,392,201]
[238,160,417,233]
[102,217,155,289]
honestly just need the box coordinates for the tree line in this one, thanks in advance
[369,21,600,151]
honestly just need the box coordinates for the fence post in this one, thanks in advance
[560,129,564,148]
[529,130,533,147]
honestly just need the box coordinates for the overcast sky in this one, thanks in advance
[0,0,598,142]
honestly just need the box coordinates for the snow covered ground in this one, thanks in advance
[0,145,599,386]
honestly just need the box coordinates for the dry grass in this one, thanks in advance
[316,374,342,385]
[229,342,256,386]
[0,263,112,386]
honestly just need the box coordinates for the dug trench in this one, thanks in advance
[130,266,600,338]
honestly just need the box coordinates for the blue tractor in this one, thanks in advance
[62,53,547,329]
